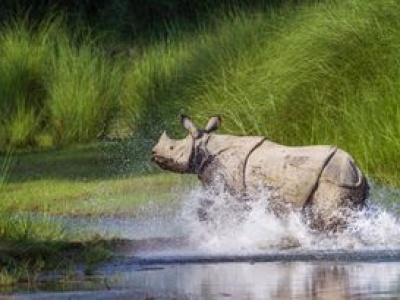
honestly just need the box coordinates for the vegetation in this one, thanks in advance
[0,212,113,286]
[1,0,400,286]
[0,18,125,149]
[0,142,191,216]
[0,142,191,285]
[125,0,400,186]
[0,147,106,285]
[1,0,399,184]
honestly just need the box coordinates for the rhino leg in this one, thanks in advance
[197,194,253,223]
[306,181,367,231]
[197,198,214,221]
[304,149,368,231]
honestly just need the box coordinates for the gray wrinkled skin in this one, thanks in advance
[152,116,369,231]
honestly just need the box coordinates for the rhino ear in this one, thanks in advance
[204,116,221,133]
[181,115,200,138]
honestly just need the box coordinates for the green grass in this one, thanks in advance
[0,142,194,216]
[2,1,400,185]
[0,20,48,149]
[1,174,191,216]
[0,141,193,284]
[0,141,195,285]
[0,226,114,286]
[0,147,12,188]
[46,27,124,146]
[2,0,400,282]
[0,17,126,150]
[0,148,113,285]
[1,0,400,286]
[123,0,400,186]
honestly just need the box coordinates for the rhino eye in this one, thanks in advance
[170,146,174,150]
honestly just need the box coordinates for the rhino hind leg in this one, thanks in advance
[306,179,367,231]
[304,149,369,231]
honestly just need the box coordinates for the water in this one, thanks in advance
[65,184,400,252]
[7,183,400,299]
[179,185,400,253]
[9,261,400,299]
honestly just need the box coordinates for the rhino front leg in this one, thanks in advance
[197,198,214,221]
[196,193,253,223]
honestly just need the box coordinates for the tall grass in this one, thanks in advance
[47,29,124,146]
[199,0,400,185]
[0,18,125,149]
[0,148,12,191]
[124,0,400,185]
[122,35,195,138]
[0,21,48,149]
[1,0,400,185]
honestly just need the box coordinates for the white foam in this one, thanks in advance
[179,183,400,253]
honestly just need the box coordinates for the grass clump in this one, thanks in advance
[0,17,125,150]
[0,148,114,285]
[0,20,48,149]
[47,26,124,146]
[0,210,113,285]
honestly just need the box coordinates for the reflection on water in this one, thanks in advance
[104,261,400,299]
[10,261,400,299]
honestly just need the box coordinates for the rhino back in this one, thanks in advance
[199,135,265,191]
[244,142,336,207]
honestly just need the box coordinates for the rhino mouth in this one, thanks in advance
[152,155,189,173]
[152,155,174,170]
[151,155,164,165]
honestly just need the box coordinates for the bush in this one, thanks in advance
[46,29,123,146]
[0,21,48,149]
[0,18,124,149]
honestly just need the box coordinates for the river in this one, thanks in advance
[6,184,400,299]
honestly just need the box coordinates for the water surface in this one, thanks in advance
[7,184,400,299]
[10,259,400,299]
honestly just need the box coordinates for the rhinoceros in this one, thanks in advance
[151,115,369,230]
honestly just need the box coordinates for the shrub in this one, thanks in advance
[46,30,123,146]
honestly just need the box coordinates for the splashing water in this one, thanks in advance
[178,182,400,254]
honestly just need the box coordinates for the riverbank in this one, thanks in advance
[0,141,194,285]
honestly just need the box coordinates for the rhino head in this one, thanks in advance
[151,115,221,173]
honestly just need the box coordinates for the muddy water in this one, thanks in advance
[7,184,400,299]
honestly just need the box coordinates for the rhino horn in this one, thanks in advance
[204,116,221,133]
[181,115,200,138]
[160,130,170,140]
